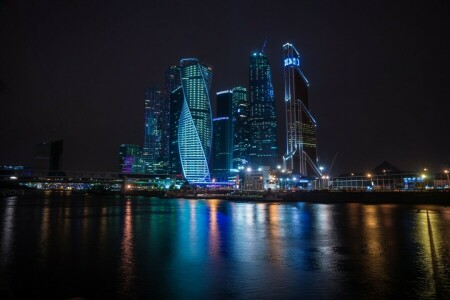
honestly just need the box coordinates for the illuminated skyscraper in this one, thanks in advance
[212,90,233,173]
[178,58,213,183]
[142,87,163,174]
[231,86,249,168]
[282,43,319,176]
[248,52,278,167]
[143,65,181,174]
[164,65,181,175]
[169,86,183,175]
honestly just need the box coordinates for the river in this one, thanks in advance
[1,194,449,299]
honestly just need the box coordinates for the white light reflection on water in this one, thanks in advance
[0,197,16,266]
[39,198,50,262]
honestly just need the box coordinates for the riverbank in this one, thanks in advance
[3,189,449,204]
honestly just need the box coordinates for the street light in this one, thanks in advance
[444,170,449,188]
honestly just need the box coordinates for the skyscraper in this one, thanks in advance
[164,65,181,174]
[33,139,64,171]
[282,43,319,176]
[212,90,233,173]
[248,52,278,168]
[178,58,213,183]
[142,87,163,174]
[143,65,180,175]
[231,86,249,169]
[169,86,183,176]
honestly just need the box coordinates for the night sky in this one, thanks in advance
[1,0,449,176]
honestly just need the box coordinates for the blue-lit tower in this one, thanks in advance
[212,90,233,173]
[248,52,278,168]
[143,87,163,174]
[169,85,183,175]
[231,86,249,169]
[178,58,213,183]
[283,43,319,176]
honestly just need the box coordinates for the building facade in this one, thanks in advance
[248,52,278,168]
[282,43,318,176]
[143,65,181,175]
[178,58,213,183]
[231,86,249,169]
[142,87,163,174]
[119,144,142,174]
[212,90,233,173]
[33,140,64,171]
[169,86,184,176]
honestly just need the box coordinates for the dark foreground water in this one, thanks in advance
[1,194,450,299]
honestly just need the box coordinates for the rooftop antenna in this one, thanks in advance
[261,36,268,53]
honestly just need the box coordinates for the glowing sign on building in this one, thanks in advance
[284,57,300,67]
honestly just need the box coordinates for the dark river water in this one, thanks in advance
[1,194,450,299]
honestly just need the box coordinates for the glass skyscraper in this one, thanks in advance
[142,87,163,174]
[169,86,183,176]
[231,86,249,169]
[248,52,278,168]
[212,90,233,173]
[143,65,180,175]
[283,43,318,176]
[178,58,213,183]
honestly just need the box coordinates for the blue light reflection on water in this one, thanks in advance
[0,195,450,299]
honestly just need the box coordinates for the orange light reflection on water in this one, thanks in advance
[119,200,135,297]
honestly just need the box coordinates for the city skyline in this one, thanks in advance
[1,0,449,176]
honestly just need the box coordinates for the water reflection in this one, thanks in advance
[39,199,50,262]
[119,199,135,298]
[207,201,220,259]
[1,197,450,299]
[1,197,16,266]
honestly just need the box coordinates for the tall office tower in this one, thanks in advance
[231,86,249,169]
[282,43,318,176]
[248,52,278,168]
[119,144,142,174]
[163,65,181,173]
[212,90,233,173]
[142,87,163,174]
[178,58,213,183]
[164,65,181,95]
[169,86,184,176]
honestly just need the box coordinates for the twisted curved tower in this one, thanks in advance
[178,58,213,183]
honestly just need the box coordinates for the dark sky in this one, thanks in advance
[1,0,449,176]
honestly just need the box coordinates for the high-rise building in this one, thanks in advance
[231,86,249,169]
[164,65,181,174]
[119,144,142,174]
[164,65,181,96]
[282,43,319,176]
[142,87,163,174]
[143,65,181,175]
[169,86,184,176]
[178,58,213,183]
[248,52,278,168]
[212,90,233,173]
